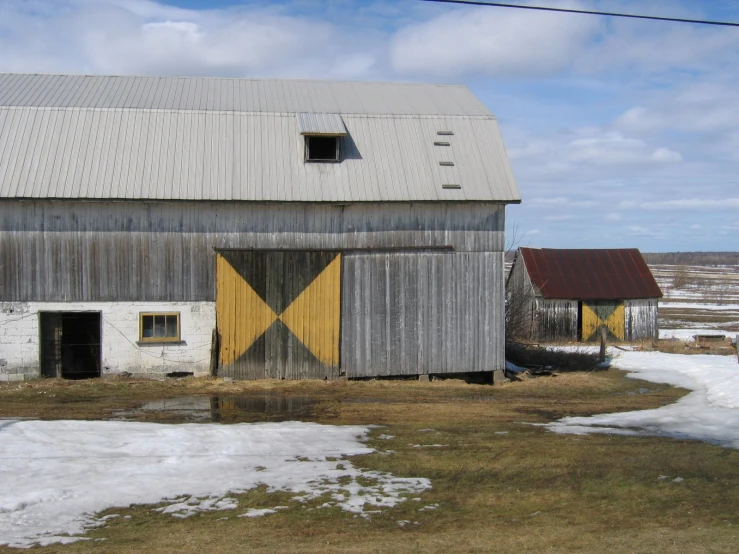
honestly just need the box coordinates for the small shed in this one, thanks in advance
[506,248,662,342]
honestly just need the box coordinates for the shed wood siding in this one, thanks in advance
[0,201,504,303]
[216,251,341,380]
[625,299,659,341]
[341,252,504,377]
[533,300,579,342]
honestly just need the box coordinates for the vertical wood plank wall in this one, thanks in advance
[625,299,659,341]
[534,300,579,342]
[341,251,504,377]
[0,201,504,302]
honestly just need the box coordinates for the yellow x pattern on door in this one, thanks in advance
[216,252,341,372]
[581,301,625,341]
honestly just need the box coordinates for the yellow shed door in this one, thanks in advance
[216,251,341,380]
[581,301,625,342]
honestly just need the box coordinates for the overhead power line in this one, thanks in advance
[421,0,739,27]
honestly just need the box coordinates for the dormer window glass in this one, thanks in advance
[305,135,340,162]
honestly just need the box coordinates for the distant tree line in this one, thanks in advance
[642,252,739,266]
[506,251,738,266]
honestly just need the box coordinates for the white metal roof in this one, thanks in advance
[0,73,521,203]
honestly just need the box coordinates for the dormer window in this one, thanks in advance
[305,135,340,162]
[297,112,347,163]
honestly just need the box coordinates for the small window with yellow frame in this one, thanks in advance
[139,312,180,342]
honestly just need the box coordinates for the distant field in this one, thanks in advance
[650,263,739,334]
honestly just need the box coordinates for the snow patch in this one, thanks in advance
[659,328,736,341]
[0,420,430,548]
[547,351,739,448]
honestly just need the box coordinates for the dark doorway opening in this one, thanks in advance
[577,301,583,342]
[39,312,102,379]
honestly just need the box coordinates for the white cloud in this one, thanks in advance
[614,83,739,137]
[544,214,576,221]
[527,197,600,209]
[566,133,683,166]
[633,198,739,211]
[0,0,383,79]
[650,148,683,163]
[389,1,600,78]
[510,129,683,184]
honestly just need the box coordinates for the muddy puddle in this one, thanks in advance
[111,395,326,423]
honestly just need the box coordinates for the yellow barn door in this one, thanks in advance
[580,301,625,342]
[216,251,341,380]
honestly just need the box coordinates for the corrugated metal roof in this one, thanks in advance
[0,74,492,116]
[0,73,521,203]
[296,113,346,135]
[519,248,663,300]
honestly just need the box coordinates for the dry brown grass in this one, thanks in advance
[642,339,737,357]
[1,373,738,553]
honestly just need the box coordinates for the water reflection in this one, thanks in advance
[113,395,320,423]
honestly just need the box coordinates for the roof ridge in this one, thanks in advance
[0,72,469,89]
[0,73,492,117]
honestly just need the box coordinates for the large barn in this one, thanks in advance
[0,73,520,381]
[506,248,662,343]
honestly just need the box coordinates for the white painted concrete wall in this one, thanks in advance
[0,302,215,380]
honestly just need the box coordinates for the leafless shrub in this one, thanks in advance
[671,265,692,289]
[505,278,536,343]
[506,342,601,372]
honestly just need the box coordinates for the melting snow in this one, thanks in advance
[659,328,736,341]
[0,420,430,548]
[547,350,739,448]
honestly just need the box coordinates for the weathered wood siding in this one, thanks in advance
[0,200,504,302]
[533,299,579,342]
[530,299,657,342]
[624,299,659,341]
[341,251,504,377]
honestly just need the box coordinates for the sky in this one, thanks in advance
[0,0,738,251]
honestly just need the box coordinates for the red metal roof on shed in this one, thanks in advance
[519,248,662,300]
